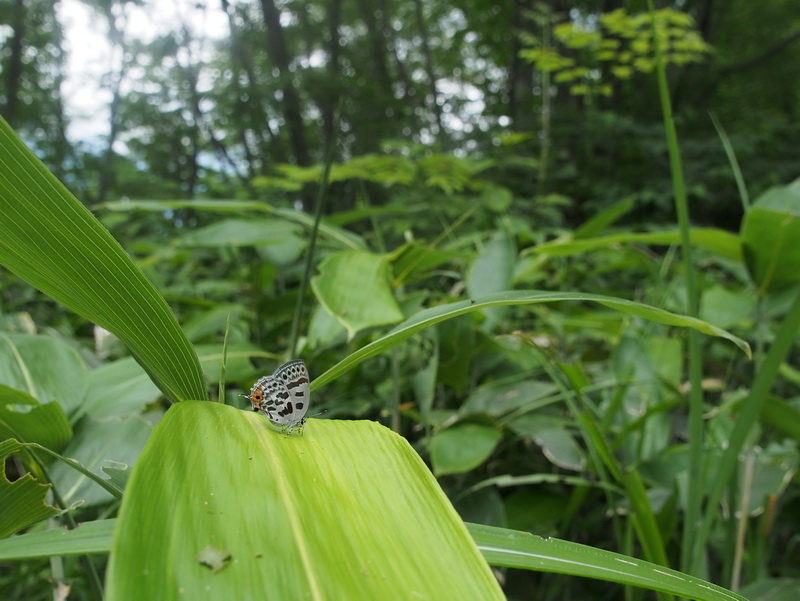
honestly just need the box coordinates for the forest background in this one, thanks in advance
[1,0,800,599]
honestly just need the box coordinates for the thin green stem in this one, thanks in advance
[691,286,800,576]
[35,454,105,600]
[219,311,231,404]
[647,0,704,574]
[288,118,338,360]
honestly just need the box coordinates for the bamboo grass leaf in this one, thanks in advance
[0,118,206,403]
[312,290,751,390]
[468,523,749,601]
[0,519,116,560]
[106,401,505,600]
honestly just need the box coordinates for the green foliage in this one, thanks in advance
[106,402,505,600]
[740,179,800,295]
[2,1,800,598]
[520,7,712,97]
[0,118,207,404]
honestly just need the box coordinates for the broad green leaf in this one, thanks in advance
[0,118,206,403]
[389,242,463,287]
[509,417,586,471]
[480,185,513,212]
[462,380,558,416]
[79,357,162,420]
[467,229,515,327]
[195,343,269,383]
[311,250,404,339]
[49,412,156,506]
[0,518,116,560]
[101,199,366,250]
[699,285,754,330]
[106,402,504,600]
[181,218,304,266]
[0,333,88,415]
[525,228,742,261]
[468,523,748,601]
[308,303,347,349]
[430,423,502,475]
[182,304,248,343]
[0,517,755,601]
[0,439,60,538]
[180,218,302,248]
[0,386,72,452]
[312,290,751,390]
[741,179,800,295]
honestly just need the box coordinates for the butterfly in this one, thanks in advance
[246,359,311,434]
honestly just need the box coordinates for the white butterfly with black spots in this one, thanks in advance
[246,359,310,434]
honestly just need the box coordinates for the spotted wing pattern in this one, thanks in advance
[247,359,310,433]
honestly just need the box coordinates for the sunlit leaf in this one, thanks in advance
[106,402,504,600]
[0,118,206,403]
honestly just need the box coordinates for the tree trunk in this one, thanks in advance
[321,0,343,152]
[507,0,536,131]
[96,1,127,203]
[258,0,311,168]
[222,0,282,174]
[412,0,444,143]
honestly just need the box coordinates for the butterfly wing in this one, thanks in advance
[248,375,290,420]
[272,359,310,426]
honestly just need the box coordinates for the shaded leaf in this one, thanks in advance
[527,228,742,261]
[0,385,72,452]
[0,439,60,538]
[101,199,366,250]
[430,423,502,476]
[0,333,88,415]
[0,518,115,559]
[311,250,404,339]
[741,180,800,295]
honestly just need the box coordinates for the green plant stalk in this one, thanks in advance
[31,449,105,600]
[690,286,800,576]
[219,311,231,403]
[546,354,671,595]
[647,1,705,574]
[288,135,336,359]
[730,451,754,590]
